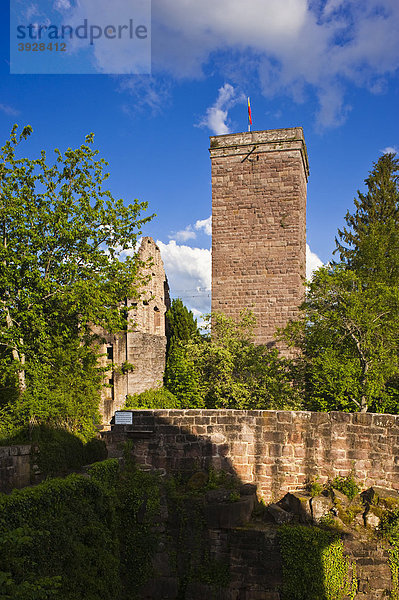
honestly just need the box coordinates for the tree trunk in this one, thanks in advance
[360,362,369,412]
[3,302,26,396]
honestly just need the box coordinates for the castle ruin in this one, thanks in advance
[97,237,170,423]
[99,128,309,422]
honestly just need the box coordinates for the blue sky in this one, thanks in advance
[2,0,399,318]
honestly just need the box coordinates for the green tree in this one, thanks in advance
[166,310,300,410]
[0,125,151,437]
[335,152,399,284]
[283,265,399,413]
[166,298,199,344]
[164,298,200,397]
[282,153,399,414]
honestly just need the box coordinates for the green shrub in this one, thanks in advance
[0,458,160,600]
[379,510,399,599]
[32,426,85,477]
[0,474,120,600]
[331,473,360,500]
[308,476,324,498]
[88,458,120,491]
[83,437,108,464]
[125,387,181,409]
[115,457,161,598]
[6,426,108,478]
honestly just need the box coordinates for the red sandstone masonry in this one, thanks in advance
[105,410,399,503]
[210,128,309,348]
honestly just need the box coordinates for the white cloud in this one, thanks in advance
[157,240,211,315]
[195,216,212,236]
[306,243,323,279]
[168,216,212,244]
[157,237,323,315]
[150,0,399,128]
[25,3,40,21]
[381,146,398,155]
[0,103,19,117]
[52,0,399,126]
[169,226,197,242]
[198,84,244,135]
[53,0,151,74]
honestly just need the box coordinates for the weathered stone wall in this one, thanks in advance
[141,525,393,600]
[105,410,399,502]
[97,237,170,424]
[0,444,31,493]
[210,128,309,348]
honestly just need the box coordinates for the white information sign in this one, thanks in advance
[115,411,133,425]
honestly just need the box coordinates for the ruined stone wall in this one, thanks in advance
[210,128,308,347]
[98,237,170,424]
[105,410,399,503]
[0,445,31,493]
[140,525,393,600]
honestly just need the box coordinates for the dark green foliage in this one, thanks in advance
[0,527,62,599]
[282,153,399,414]
[0,474,120,600]
[166,298,199,345]
[40,428,107,476]
[164,472,231,598]
[166,311,300,410]
[33,427,86,477]
[279,525,356,600]
[0,426,108,476]
[165,298,200,396]
[379,508,399,545]
[378,509,399,596]
[87,458,120,491]
[84,437,108,464]
[282,265,399,413]
[125,387,181,409]
[164,338,205,408]
[116,456,161,598]
[336,153,399,284]
[0,458,163,600]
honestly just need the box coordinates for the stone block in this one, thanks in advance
[266,503,294,524]
[205,495,255,529]
[278,491,312,522]
[310,495,333,522]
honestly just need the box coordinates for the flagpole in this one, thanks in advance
[247,97,252,132]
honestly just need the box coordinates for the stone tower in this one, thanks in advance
[210,128,309,347]
[98,237,170,424]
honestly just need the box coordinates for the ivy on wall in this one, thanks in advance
[0,472,120,600]
[0,457,162,600]
[279,524,357,600]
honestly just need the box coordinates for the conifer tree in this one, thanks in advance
[283,153,399,413]
[164,299,200,394]
[166,298,199,345]
[335,152,399,284]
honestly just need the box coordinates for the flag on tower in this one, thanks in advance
[247,97,252,131]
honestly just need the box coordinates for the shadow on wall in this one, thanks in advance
[104,409,399,502]
[103,410,367,600]
[0,426,108,493]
